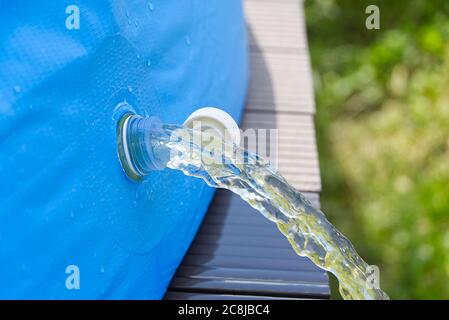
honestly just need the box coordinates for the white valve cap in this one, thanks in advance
[183,107,241,146]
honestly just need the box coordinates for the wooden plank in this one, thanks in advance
[245,0,307,52]
[246,51,315,114]
[244,0,315,114]
[178,255,320,273]
[242,112,321,192]
[167,191,330,299]
[169,277,328,299]
[173,266,327,283]
[164,292,300,300]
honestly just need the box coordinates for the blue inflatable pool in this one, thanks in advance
[0,0,248,299]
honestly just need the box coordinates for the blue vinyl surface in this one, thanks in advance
[0,0,248,299]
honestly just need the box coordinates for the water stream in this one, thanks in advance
[119,114,389,300]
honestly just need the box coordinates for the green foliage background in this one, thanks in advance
[304,0,449,299]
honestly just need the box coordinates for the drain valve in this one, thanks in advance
[117,107,240,182]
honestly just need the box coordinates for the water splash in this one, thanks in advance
[120,117,389,300]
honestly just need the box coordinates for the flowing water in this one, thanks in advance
[121,116,389,300]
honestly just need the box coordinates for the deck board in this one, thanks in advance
[166,191,329,299]
[245,0,308,52]
[246,52,315,114]
[165,0,328,300]
[242,111,321,192]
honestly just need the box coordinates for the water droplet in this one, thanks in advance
[146,59,152,67]
[127,86,133,93]
[125,10,130,18]
[13,85,21,93]
[100,266,105,274]
[147,188,153,197]
[134,21,138,28]
[79,203,84,210]
[147,2,154,11]
[185,35,191,46]
[93,251,97,258]
[70,211,74,219]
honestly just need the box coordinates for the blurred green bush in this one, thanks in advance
[304,0,449,299]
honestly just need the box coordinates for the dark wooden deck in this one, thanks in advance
[165,0,329,299]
